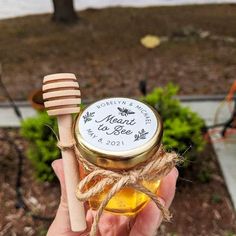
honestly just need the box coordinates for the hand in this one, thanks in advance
[47,159,178,236]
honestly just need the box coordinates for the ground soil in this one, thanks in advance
[0,4,236,102]
[0,128,235,236]
[0,129,59,236]
[159,143,236,236]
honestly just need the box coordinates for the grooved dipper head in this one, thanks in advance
[42,73,81,116]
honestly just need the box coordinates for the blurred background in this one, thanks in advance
[0,0,236,235]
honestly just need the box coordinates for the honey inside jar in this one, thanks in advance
[75,97,163,215]
[79,164,160,215]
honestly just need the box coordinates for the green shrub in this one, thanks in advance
[141,83,205,166]
[21,112,59,181]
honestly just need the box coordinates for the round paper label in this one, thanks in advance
[76,97,158,152]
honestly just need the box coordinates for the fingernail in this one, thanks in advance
[158,197,166,207]
[173,167,179,179]
[52,161,60,179]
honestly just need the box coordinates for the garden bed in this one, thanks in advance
[0,128,235,235]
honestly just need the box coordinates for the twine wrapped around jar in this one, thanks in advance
[57,141,179,236]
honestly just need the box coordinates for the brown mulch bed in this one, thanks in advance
[160,143,236,236]
[0,128,235,236]
[0,129,59,236]
[0,4,236,102]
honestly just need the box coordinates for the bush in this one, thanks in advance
[21,112,59,181]
[142,83,205,166]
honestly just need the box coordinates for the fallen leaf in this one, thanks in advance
[140,35,161,49]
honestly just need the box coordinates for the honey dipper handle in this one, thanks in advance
[57,115,87,232]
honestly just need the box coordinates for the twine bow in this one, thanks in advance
[72,145,179,236]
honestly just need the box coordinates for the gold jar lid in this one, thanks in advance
[74,97,163,170]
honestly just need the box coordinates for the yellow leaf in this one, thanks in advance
[140,35,161,49]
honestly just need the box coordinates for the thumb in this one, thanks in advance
[52,159,67,207]
[47,159,78,236]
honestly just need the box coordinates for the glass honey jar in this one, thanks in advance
[74,97,163,216]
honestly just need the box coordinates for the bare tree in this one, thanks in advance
[52,0,78,23]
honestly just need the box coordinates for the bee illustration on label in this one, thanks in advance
[117,107,135,116]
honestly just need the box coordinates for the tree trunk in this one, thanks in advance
[52,0,78,23]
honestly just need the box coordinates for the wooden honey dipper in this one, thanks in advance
[42,73,87,232]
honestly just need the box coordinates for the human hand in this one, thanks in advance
[47,159,178,236]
